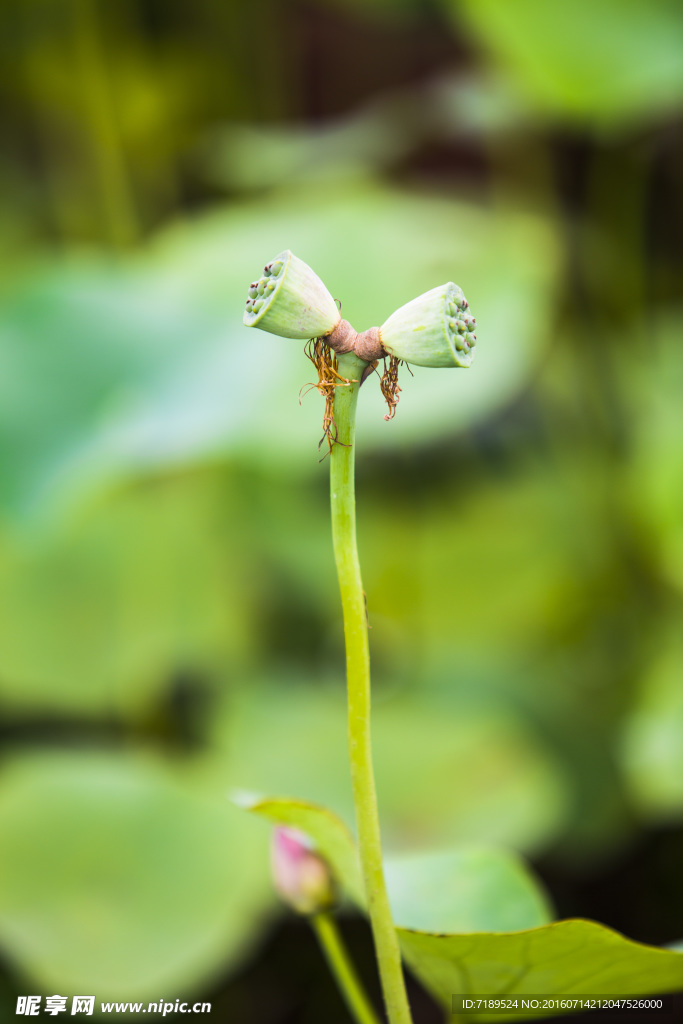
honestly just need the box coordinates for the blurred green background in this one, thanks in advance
[1,0,683,1020]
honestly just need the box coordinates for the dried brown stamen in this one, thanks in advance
[379,355,406,421]
[301,338,356,458]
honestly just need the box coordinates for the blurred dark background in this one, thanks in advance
[1,0,683,1020]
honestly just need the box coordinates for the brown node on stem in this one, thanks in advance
[326,320,386,362]
[379,355,408,421]
[325,318,356,354]
[301,338,356,459]
[354,326,384,362]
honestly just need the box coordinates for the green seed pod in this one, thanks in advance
[248,285,258,299]
[243,250,340,340]
[379,283,475,368]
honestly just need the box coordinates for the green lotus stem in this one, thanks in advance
[330,351,413,1024]
[312,913,382,1024]
[241,250,476,1022]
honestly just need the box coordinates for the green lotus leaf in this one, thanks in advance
[244,797,683,1020]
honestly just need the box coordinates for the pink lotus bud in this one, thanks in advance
[271,827,336,915]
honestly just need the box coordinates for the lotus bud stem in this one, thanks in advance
[271,827,337,916]
[243,250,341,340]
[271,828,381,1024]
[312,914,383,1024]
[378,283,475,368]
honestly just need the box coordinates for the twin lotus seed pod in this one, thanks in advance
[379,282,475,369]
[243,250,476,369]
[271,827,337,916]
[244,250,340,340]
